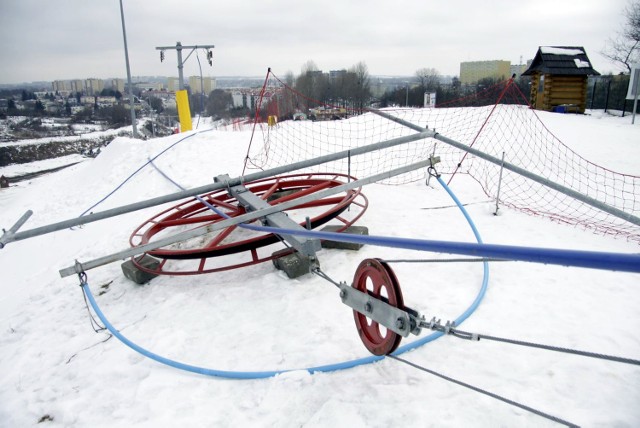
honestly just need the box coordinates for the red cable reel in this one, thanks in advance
[129,173,368,275]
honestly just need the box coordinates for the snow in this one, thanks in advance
[540,47,585,56]
[0,110,639,427]
[574,59,591,68]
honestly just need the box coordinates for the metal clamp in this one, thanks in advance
[339,283,415,337]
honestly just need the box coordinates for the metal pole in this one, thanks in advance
[2,130,434,247]
[604,79,611,113]
[368,108,640,227]
[118,0,138,138]
[494,151,505,215]
[631,68,640,124]
[58,155,440,277]
[176,42,184,91]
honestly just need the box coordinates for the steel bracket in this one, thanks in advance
[339,282,414,337]
[216,174,322,258]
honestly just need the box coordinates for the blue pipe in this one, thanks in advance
[239,225,640,273]
[82,175,491,378]
[149,160,640,273]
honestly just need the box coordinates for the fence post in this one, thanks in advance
[590,80,597,110]
[494,151,506,216]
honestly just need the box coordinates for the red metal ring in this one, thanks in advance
[129,173,368,275]
[352,258,404,355]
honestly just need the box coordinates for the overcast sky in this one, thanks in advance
[0,0,631,84]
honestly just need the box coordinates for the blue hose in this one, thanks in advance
[82,174,491,378]
[148,160,640,273]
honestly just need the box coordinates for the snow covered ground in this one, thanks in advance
[0,110,638,427]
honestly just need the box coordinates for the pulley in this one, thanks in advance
[347,258,407,355]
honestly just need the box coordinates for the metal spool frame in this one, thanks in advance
[129,173,368,275]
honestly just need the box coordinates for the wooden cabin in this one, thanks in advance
[522,46,600,113]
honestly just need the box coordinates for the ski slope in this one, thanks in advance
[0,110,638,427]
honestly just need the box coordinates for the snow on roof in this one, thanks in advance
[540,47,584,56]
[574,58,591,68]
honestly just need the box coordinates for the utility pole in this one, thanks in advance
[118,0,138,138]
[155,42,215,90]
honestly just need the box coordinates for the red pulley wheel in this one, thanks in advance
[352,258,404,356]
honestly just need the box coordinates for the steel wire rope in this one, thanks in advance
[77,129,214,218]
[79,162,490,378]
[194,49,205,130]
[446,328,640,366]
[387,355,579,428]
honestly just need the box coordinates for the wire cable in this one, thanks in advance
[77,129,214,218]
[387,355,579,428]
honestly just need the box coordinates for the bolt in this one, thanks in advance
[396,317,406,330]
[339,289,347,299]
[364,302,373,313]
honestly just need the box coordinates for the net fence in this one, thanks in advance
[243,71,640,243]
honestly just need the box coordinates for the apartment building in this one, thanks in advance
[188,76,216,94]
[460,60,511,84]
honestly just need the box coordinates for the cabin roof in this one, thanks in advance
[522,46,600,76]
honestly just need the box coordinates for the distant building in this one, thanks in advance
[167,77,180,91]
[52,80,71,92]
[460,60,511,84]
[188,76,215,94]
[85,78,105,95]
[142,89,176,109]
[231,91,246,108]
[70,80,85,93]
[45,101,61,114]
[329,69,347,80]
[510,60,532,78]
[96,96,117,108]
[111,78,125,93]
[135,82,162,91]
[80,96,96,106]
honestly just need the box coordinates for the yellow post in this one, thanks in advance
[268,115,278,127]
[175,90,192,132]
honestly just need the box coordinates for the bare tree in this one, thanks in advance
[295,60,320,104]
[415,67,441,91]
[283,71,295,87]
[348,61,372,112]
[602,0,640,72]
